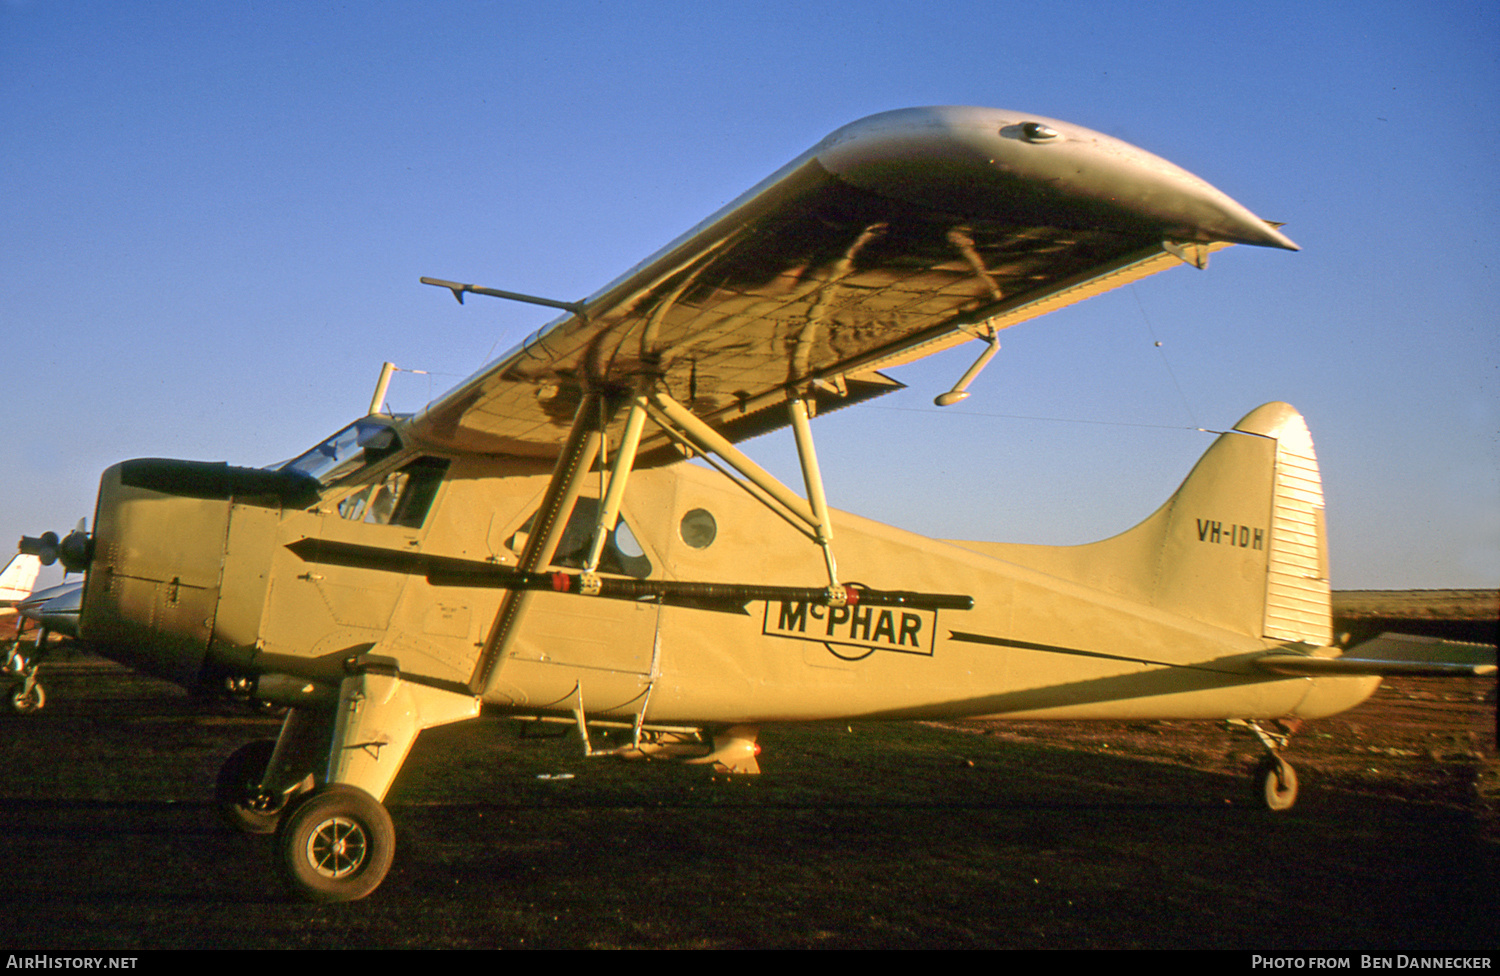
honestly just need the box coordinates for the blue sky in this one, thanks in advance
[3,0,1496,589]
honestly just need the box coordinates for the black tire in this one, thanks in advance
[215,739,283,834]
[1255,755,1298,812]
[276,784,395,903]
[7,680,44,715]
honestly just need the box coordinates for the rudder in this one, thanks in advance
[1150,402,1331,644]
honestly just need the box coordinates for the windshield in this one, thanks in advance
[276,419,399,484]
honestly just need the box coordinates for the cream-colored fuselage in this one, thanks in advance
[80,447,1377,731]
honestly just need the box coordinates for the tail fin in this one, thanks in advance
[972,403,1332,643]
[1155,401,1331,644]
[0,553,43,605]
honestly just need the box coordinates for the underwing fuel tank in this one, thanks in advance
[81,458,317,687]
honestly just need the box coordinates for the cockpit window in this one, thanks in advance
[337,456,449,528]
[278,420,400,485]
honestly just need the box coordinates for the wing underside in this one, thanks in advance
[405,106,1293,461]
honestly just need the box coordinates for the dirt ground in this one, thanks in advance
[0,650,1494,951]
[937,670,1498,832]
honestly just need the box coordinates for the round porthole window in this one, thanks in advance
[679,508,717,549]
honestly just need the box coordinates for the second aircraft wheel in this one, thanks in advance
[7,680,45,715]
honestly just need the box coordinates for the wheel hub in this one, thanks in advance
[307,816,368,879]
[246,789,281,814]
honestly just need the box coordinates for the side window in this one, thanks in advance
[518,497,653,579]
[337,457,450,528]
[679,508,717,549]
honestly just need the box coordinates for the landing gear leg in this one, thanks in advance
[1232,718,1300,812]
[216,707,331,834]
[2,638,25,675]
[272,665,479,902]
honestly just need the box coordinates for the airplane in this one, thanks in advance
[4,579,84,713]
[1,552,46,710]
[18,106,1495,902]
[4,525,88,713]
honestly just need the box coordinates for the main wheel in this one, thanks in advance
[7,680,45,714]
[276,785,395,903]
[1254,755,1298,811]
[216,739,284,834]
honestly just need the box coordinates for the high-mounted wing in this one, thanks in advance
[405,106,1297,460]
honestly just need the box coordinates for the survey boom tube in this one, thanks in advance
[430,566,974,612]
[282,537,972,611]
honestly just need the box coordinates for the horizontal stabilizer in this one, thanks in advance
[1256,633,1496,678]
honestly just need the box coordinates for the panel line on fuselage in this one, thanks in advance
[947,629,1249,675]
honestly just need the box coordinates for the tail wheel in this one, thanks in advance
[1255,755,1298,812]
[276,785,395,903]
[7,680,44,715]
[215,739,285,834]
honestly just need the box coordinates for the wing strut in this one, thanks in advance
[645,389,848,603]
[582,394,649,579]
[787,397,840,592]
[467,382,975,696]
